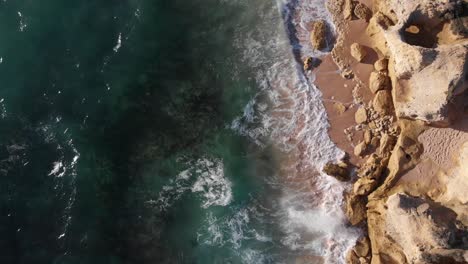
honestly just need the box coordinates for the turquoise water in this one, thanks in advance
[0,0,357,263]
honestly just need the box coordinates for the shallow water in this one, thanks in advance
[0,0,357,263]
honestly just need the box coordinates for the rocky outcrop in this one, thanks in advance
[369,71,390,94]
[323,162,350,181]
[345,192,367,226]
[385,193,468,264]
[326,1,468,263]
[375,0,468,125]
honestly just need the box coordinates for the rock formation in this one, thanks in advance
[310,20,328,51]
[323,162,350,181]
[375,0,468,125]
[324,1,468,263]
[350,43,367,62]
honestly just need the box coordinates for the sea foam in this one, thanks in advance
[229,0,360,262]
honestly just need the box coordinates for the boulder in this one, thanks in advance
[303,57,321,71]
[310,20,328,51]
[374,58,388,71]
[372,90,393,115]
[355,107,368,124]
[369,71,390,94]
[354,141,367,157]
[345,192,367,225]
[350,43,367,62]
[323,162,350,181]
[354,3,372,21]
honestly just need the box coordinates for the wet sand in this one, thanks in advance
[311,13,377,165]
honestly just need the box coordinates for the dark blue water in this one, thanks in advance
[0,0,358,263]
[0,0,287,263]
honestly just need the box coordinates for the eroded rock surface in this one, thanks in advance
[377,0,468,125]
[385,193,468,264]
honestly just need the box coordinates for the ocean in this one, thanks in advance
[0,0,358,263]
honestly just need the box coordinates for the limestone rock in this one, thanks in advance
[363,130,372,144]
[355,107,368,124]
[381,0,468,124]
[323,162,350,181]
[370,136,380,148]
[385,193,468,263]
[374,58,388,71]
[346,249,360,264]
[357,154,385,180]
[369,71,390,94]
[358,257,369,264]
[354,3,372,21]
[343,0,355,20]
[372,90,393,115]
[350,43,367,62]
[354,177,378,196]
[345,192,367,225]
[354,141,367,157]
[310,20,327,51]
[354,236,371,257]
[379,133,397,155]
